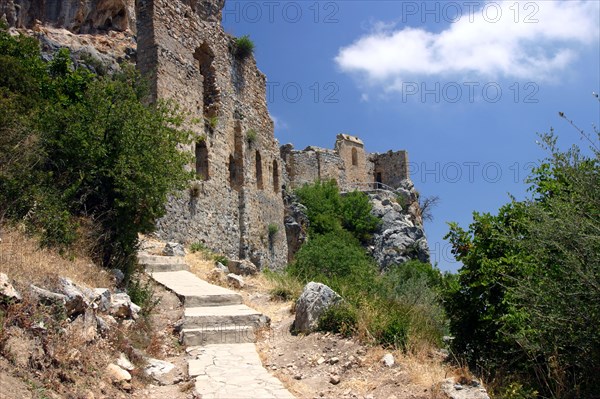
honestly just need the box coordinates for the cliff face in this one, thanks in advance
[0,0,136,33]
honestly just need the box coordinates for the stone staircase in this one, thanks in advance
[139,253,294,398]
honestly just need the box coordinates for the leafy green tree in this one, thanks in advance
[295,180,342,235]
[340,190,380,242]
[444,124,600,397]
[0,26,193,273]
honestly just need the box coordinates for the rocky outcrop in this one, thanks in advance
[0,0,136,34]
[293,282,342,334]
[369,180,430,270]
[283,191,309,263]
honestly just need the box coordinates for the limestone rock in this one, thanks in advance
[293,282,342,333]
[106,363,132,383]
[92,288,112,312]
[226,273,244,289]
[117,353,135,371]
[283,191,309,263]
[227,259,258,276]
[162,242,185,257]
[381,353,395,367]
[109,293,140,319]
[144,358,177,385]
[58,277,89,315]
[369,187,430,270]
[440,378,490,399]
[0,273,21,302]
[30,284,67,306]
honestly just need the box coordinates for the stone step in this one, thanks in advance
[151,271,242,307]
[182,325,256,346]
[184,304,268,328]
[138,253,189,273]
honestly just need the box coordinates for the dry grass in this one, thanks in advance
[0,226,114,291]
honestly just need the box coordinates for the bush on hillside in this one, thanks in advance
[0,26,194,274]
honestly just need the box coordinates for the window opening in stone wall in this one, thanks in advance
[195,140,209,180]
[256,151,264,190]
[228,155,237,187]
[193,43,219,117]
[230,123,244,190]
[375,172,383,189]
[273,160,280,192]
[351,147,358,166]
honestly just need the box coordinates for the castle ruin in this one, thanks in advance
[1,0,416,270]
[281,134,409,192]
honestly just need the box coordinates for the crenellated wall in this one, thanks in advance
[136,0,287,269]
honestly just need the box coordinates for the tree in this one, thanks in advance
[444,118,600,397]
[0,26,194,273]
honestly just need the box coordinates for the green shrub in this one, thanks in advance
[288,230,376,290]
[267,223,279,238]
[234,35,254,59]
[189,241,207,253]
[214,254,228,265]
[263,269,303,301]
[246,128,257,144]
[340,191,380,242]
[317,302,358,337]
[0,26,194,275]
[295,180,342,235]
[127,274,161,317]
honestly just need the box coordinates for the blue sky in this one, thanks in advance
[222,0,600,272]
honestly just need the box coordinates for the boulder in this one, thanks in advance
[162,242,185,257]
[226,273,244,289]
[92,288,111,312]
[144,358,177,385]
[0,273,21,302]
[30,284,67,306]
[227,259,258,276]
[106,363,132,383]
[58,277,89,315]
[293,282,342,333]
[109,293,140,319]
[440,378,490,399]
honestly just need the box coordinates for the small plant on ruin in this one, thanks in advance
[189,241,207,253]
[268,223,279,238]
[190,182,202,198]
[246,128,257,144]
[234,35,255,59]
[205,116,218,130]
[214,254,229,265]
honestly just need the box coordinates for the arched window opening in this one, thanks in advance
[272,160,280,193]
[195,140,209,180]
[256,151,264,190]
[351,147,358,166]
[193,43,219,117]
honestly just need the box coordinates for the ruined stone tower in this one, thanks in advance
[136,0,288,269]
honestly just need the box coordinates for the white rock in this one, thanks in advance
[144,358,175,378]
[163,242,185,257]
[293,282,342,333]
[226,273,244,289]
[0,273,21,302]
[381,353,395,367]
[117,353,135,371]
[106,363,132,382]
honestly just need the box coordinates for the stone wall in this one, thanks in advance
[136,0,287,269]
[282,134,409,191]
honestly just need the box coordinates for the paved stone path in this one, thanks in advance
[139,253,294,399]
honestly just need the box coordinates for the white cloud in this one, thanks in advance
[335,1,599,89]
[271,114,288,131]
